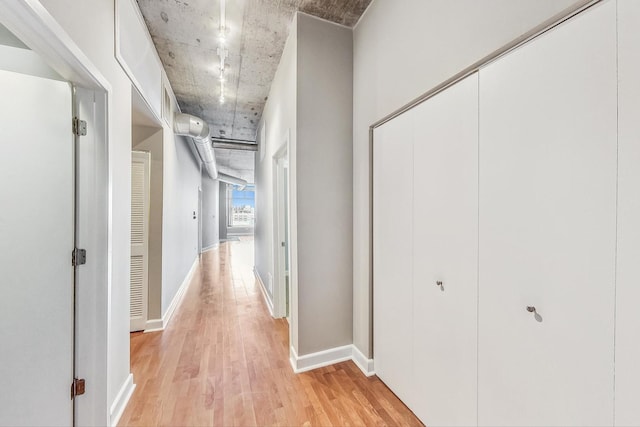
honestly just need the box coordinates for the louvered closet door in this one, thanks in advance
[131,151,150,332]
[412,73,478,427]
[373,110,415,409]
[478,1,617,426]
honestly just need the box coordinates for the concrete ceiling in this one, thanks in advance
[137,0,370,184]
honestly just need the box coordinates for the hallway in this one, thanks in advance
[119,239,421,426]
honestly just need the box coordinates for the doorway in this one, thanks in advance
[0,56,74,427]
[0,14,111,425]
[273,143,290,319]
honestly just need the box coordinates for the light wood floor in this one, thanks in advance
[119,239,422,426]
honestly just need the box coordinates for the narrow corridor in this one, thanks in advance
[119,239,421,426]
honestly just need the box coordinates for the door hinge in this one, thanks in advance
[71,378,86,400]
[72,248,86,266]
[73,117,87,136]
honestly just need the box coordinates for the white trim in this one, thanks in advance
[202,242,220,252]
[160,256,199,330]
[254,268,274,317]
[143,318,163,333]
[109,373,135,427]
[289,344,376,376]
[352,345,376,377]
[0,0,111,91]
[290,345,353,373]
[272,136,290,319]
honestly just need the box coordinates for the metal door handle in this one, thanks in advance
[526,306,536,313]
[436,281,443,287]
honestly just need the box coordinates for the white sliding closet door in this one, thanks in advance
[478,2,617,426]
[373,111,415,408]
[615,1,640,425]
[412,73,478,427]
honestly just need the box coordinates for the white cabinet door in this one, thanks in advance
[615,1,640,425]
[478,2,617,426]
[373,111,415,407]
[412,73,479,427]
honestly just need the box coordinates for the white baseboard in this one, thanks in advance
[253,268,274,317]
[201,242,219,253]
[290,344,353,373]
[109,373,135,427]
[144,256,198,333]
[289,344,376,376]
[143,318,163,333]
[352,345,376,377]
[162,256,198,328]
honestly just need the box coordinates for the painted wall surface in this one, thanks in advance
[255,17,298,345]
[352,0,586,358]
[161,130,201,315]
[296,14,353,355]
[132,126,164,320]
[39,0,134,409]
[219,182,229,241]
[202,172,220,250]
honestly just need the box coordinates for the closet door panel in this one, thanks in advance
[412,73,478,427]
[615,1,640,425]
[373,111,415,407]
[478,2,617,426]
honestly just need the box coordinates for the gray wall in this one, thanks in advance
[132,126,163,320]
[161,131,201,315]
[255,13,353,356]
[219,182,228,241]
[352,0,587,357]
[296,13,353,355]
[202,171,219,250]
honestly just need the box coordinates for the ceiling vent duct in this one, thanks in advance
[174,113,218,179]
[218,172,248,191]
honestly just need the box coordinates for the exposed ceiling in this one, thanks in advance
[136,0,371,184]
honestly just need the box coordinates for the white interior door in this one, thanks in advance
[373,111,415,409]
[478,2,617,426]
[411,73,478,427]
[0,70,74,425]
[130,151,150,332]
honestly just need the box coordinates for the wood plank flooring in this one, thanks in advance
[119,239,422,426]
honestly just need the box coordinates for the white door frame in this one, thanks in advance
[0,2,112,425]
[272,137,290,318]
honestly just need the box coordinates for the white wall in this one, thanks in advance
[255,15,298,343]
[161,130,201,315]
[39,0,204,416]
[352,0,587,358]
[202,172,220,250]
[39,0,134,409]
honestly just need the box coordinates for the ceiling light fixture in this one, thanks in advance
[217,0,228,106]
